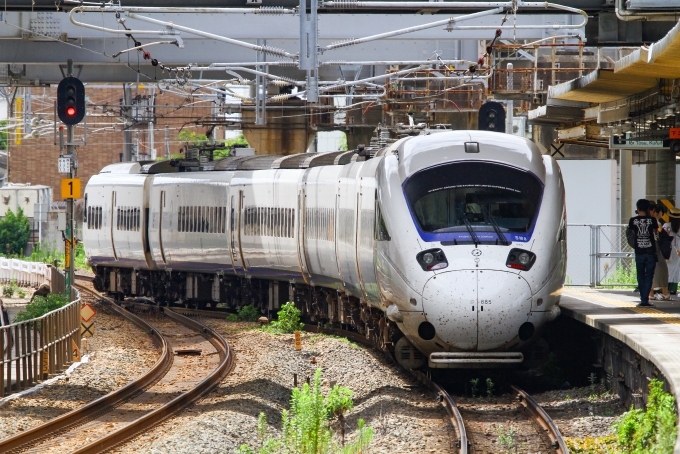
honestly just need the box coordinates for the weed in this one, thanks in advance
[565,435,618,453]
[238,305,260,322]
[227,313,239,322]
[13,293,70,323]
[566,395,572,401]
[497,425,519,453]
[17,289,26,298]
[238,368,372,454]
[612,378,677,453]
[486,378,495,398]
[2,285,13,298]
[470,378,479,398]
[326,383,354,445]
[264,302,304,334]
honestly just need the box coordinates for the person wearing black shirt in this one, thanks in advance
[628,199,659,307]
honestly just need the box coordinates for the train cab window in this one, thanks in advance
[404,162,543,236]
[375,204,391,241]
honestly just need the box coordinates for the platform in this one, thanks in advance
[561,287,680,451]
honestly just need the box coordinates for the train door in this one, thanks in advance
[158,191,168,264]
[110,191,118,261]
[476,270,532,351]
[229,190,246,274]
[296,187,312,285]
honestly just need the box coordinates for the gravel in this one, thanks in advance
[0,300,159,440]
[532,386,627,439]
[116,321,453,454]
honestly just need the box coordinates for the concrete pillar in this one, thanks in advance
[645,149,676,203]
[621,149,633,223]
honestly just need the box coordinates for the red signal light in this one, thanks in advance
[66,106,76,116]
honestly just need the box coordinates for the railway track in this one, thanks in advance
[169,305,566,454]
[0,283,232,453]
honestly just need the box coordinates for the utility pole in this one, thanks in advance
[123,84,132,162]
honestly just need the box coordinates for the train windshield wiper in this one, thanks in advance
[480,205,511,246]
[457,207,480,246]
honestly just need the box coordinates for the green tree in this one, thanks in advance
[0,207,31,255]
[0,120,8,151]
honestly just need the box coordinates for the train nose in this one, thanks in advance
[422,270,532,351]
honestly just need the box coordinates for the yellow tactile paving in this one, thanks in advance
[564,288,680,326]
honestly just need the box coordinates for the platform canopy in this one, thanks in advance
[549,19,680,104]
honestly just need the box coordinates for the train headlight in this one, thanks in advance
[518,252,530,265]
[417,249,448,271]
[506,248,536,271]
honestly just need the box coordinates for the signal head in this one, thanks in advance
[57,77,85,125]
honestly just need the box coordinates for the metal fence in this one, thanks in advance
[0,268,80,397]
[0,258,51,288]
[567,224,636,287]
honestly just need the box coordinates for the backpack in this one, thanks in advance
[659,229,673,260]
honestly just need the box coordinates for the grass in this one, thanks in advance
[598,262,638,288]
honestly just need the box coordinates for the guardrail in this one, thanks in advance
[0,267,79,397]
[0,258,52,288]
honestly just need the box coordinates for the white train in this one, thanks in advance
[84,130,566,368]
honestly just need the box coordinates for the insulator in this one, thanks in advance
[328,38,356,49]
[258,6,286,15]
[328,0,358,8]
[261,45,292,58]
[268,94,292,103]
[272,80,293,87]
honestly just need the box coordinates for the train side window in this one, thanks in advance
[376,204,391,241]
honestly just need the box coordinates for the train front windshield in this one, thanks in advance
[404,162,543,234]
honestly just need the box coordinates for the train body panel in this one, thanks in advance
[84,130,567,369]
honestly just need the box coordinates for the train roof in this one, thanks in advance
[397,130,547,182]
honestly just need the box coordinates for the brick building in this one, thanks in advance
[7,85,219,201]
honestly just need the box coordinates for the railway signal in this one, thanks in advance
[478,101,506,133]
[57,76,85,125]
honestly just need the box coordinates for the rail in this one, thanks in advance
[0,267,76,398]
[511,385,567,454]
[0,284,171,452]
[73,307,232,453]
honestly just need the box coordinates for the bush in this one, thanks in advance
[266,302,304,334]
[13,293,70,323]
[612,379,677,453]
[2,285,13,298]
[238,368,372,454]
[238,304,260,322]
[0,208,30,256]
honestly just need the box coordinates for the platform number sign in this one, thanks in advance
[61,178,81,199]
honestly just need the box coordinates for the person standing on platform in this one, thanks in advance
[650,203,671,301]
[665,208,680,297]
[628,199,658,307]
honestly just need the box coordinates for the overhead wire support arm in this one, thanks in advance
[323,8,504,51]
[67,7,298,60]
[128,14,298,60]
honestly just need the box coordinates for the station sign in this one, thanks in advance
[610,136,667,149]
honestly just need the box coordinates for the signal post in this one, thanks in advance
[57,59,85,297]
